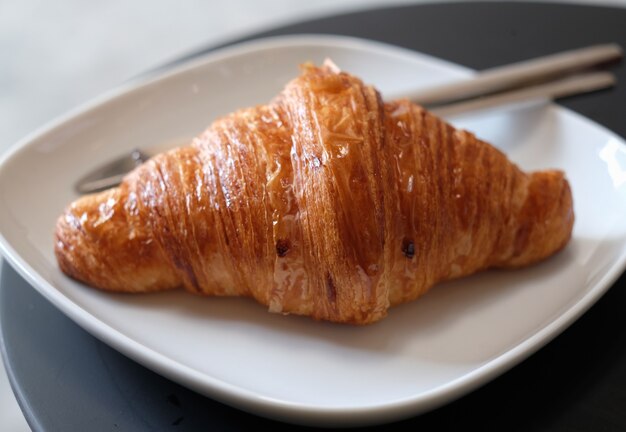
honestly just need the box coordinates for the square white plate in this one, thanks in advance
[1,35,626,427]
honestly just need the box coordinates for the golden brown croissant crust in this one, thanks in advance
[55,63,574,324]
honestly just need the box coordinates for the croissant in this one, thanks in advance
[55,62,574,324]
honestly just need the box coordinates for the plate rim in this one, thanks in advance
[1,34,626,426]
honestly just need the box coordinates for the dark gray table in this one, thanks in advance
[2,2,626,430]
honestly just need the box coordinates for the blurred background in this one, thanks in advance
[1,0,624,430]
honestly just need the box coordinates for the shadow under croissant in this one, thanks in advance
[93,234,622,365]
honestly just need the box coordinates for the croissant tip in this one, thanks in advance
[299,58,342,75]
[322,58,341,73]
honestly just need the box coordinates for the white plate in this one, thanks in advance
[1,35,626,427]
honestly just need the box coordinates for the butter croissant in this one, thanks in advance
[55,63,574,324]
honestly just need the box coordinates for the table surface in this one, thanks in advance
[2,1,626,431]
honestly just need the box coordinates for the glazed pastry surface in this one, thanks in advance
[55,63,574,324]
